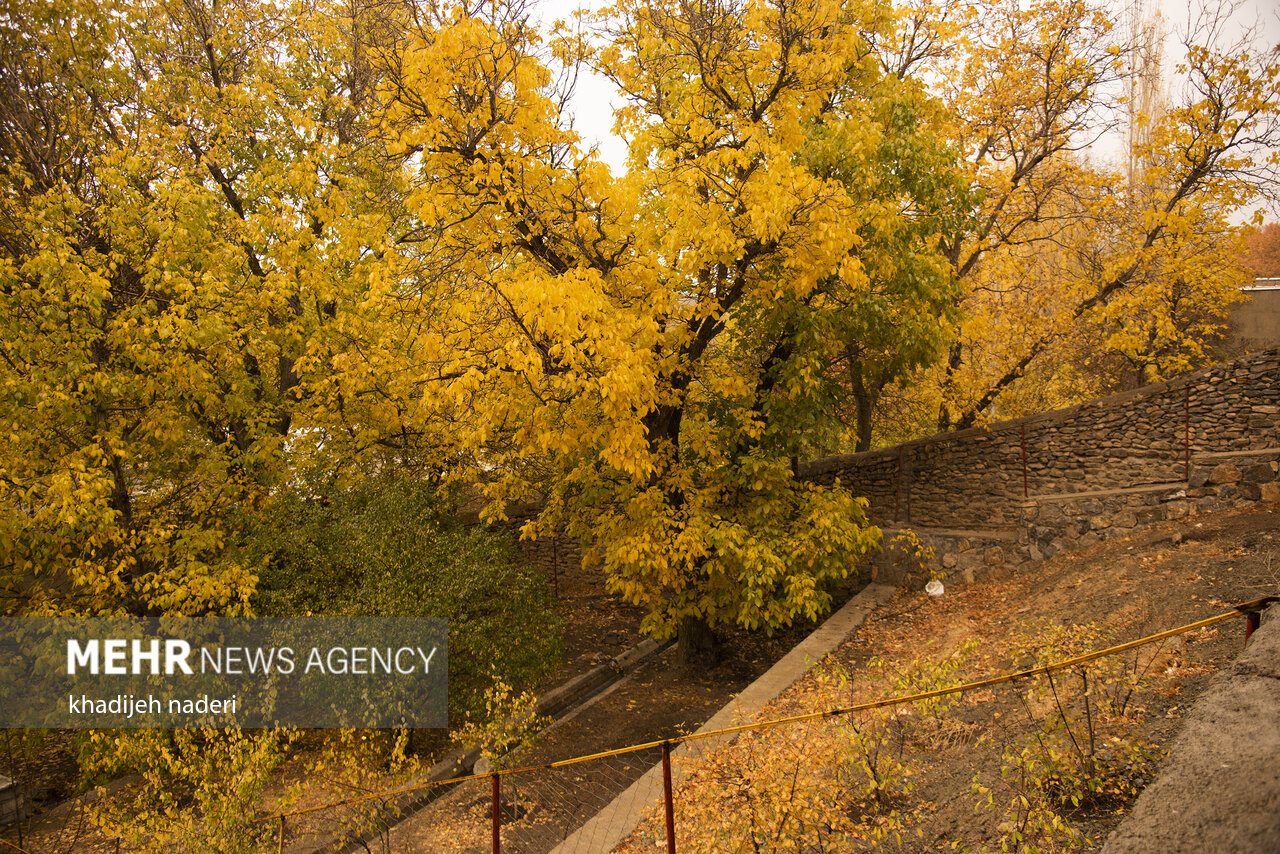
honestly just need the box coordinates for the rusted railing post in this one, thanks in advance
[492,773,501,854]
[1020,423,1028,498]
[894,447,903,522]
[662,741,676,854]
[1238,598,1276,645]
[1184,386,1191,481]
[1245,611,1261,644]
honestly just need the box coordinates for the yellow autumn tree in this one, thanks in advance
[0,0,450,846]
[0,0,965,670]
[860,0,1277,438]
[377,0,966,662]
[1244,221,1280,276]
[0,0,408,616]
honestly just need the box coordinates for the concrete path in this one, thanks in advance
[549,583,898,854]
[1102,609,1280,854]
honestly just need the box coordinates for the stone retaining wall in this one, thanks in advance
[813,349,1280,584]
[799,350,1280,526]
[507,349,1280,586]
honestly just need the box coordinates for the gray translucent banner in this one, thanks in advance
[0,617,447,729]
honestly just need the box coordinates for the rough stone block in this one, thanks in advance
[1113,509,1138,528]
[1164,500,1190,519]
[1136,508,1160,525]
[984,546,1005,566]
[1262,482,1280,503]
[1208,463,1241,484]
[1242,463,1275,484]
[1237,482,1262,501]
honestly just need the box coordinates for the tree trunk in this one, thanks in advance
[937,341,963,431]
[854,388,875,453]
[676,615,718,671]
[846,349,884,453]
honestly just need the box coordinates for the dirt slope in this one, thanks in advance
[616,501,1280,853]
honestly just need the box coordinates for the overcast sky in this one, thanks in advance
[531,0,1279,217]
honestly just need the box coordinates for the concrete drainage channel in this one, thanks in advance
[311,583,897,853]
[1102,610,1280,854]
[551,583,897,854]
[317,637,673,854]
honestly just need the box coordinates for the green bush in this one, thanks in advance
[242,472,563,720]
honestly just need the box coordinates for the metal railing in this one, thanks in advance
[247,597,1274,854]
